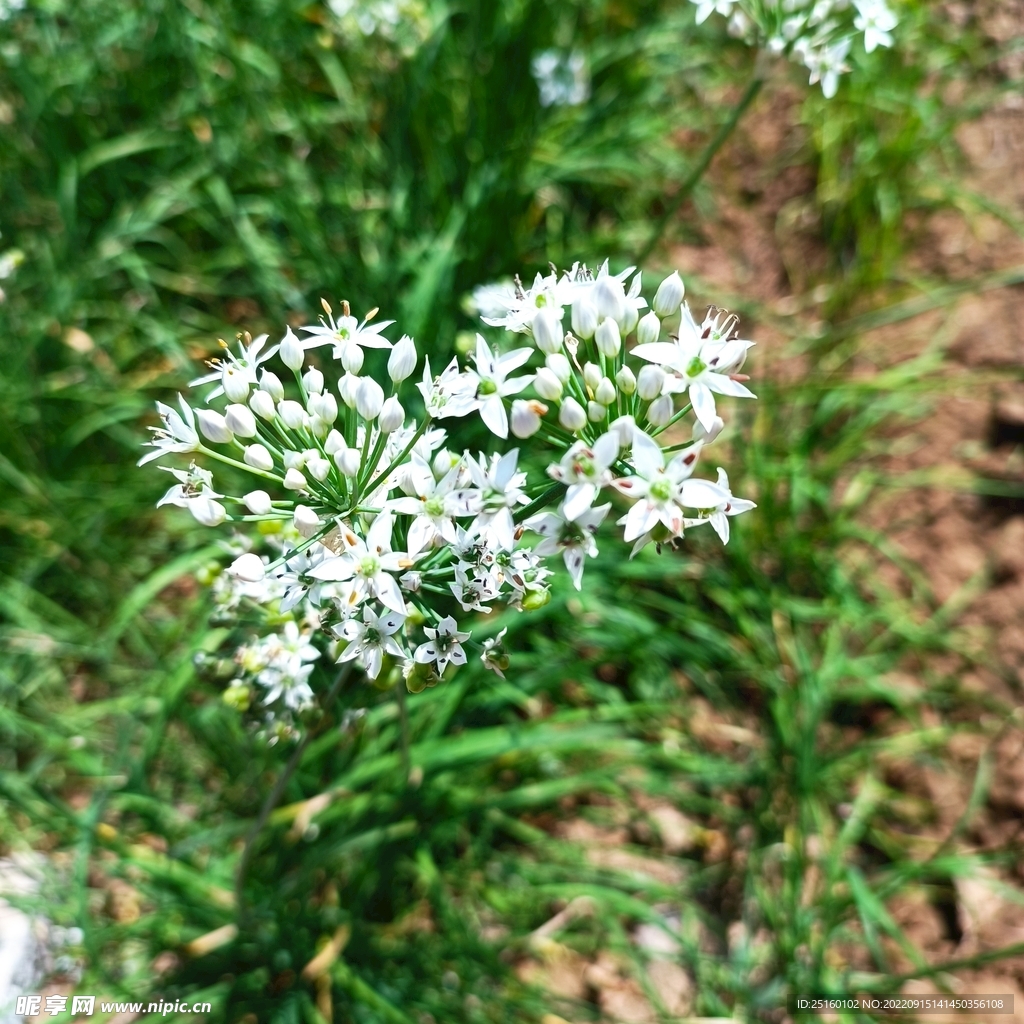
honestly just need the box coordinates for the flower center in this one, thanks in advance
[649,477,673,502]
[574,455,594,478]
[425,495,445,517]
[478,378,498,396]
[364,626,381,645]
[685,356,707,378]
[336,327,351,340]
[359,555,380,577]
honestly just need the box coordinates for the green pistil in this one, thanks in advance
[478,379,498,396]
[685,357,707,378]
[649,477,673,502]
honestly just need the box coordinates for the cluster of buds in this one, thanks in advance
[142,261,756,718]
[693,0,898,97]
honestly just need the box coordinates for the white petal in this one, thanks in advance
[689,383,718,432]
[374,572,407,615]
[307,556,355,581]
[479,395,509,438]
[679,478,729,509]
[631,431,665,478]
[562,483,596,522]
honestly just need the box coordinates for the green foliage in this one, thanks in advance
[1,1,1020,1022]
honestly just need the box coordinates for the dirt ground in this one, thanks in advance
[519,6,1024,1021]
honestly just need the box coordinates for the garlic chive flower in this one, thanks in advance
[144,264,756,693]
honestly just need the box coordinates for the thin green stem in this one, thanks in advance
[634,73,764,267]
[514,482,564,524]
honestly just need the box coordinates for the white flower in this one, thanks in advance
[456,449,529,551]
[190,333,277,400]
[156,464,226,527]
[283,468,308,491]
[480,627,510,678]
[854,0,896,52]
[558,397,587,432]
[534,367,563,401]
[278,399,308,430]
[225,403,258,438]
[684,467,756,544]
[610,432,708,542]
[334,604,405,680]
[547,433,619,521]
[632,303,755,432]
[637,310,661,347]
[307,514,415,614]
[355,377,385,421]
[250,390,277,420]
[527,502,610,590]
[416,356,481,420]
[387,458,463,555]
[532,307,563,354]
[139,396,202,466]
[249,621,320,707]
[414,615,470,674]
[463,334,534,438]
[280,327,306,370]
[691,0,736,25]
[299,308,394,372]
[531,48,590,108]
[379,396,405,433]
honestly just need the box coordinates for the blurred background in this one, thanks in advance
[2,0,1024,1021]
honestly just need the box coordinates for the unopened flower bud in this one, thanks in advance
[249,390,276,421]
[388,334,417,382]
[317,392,338,424]
[433,449,458,479]
[324,429,345,455]
[222,366,250,403]
[637,310,661,346]
[283,468,308,491]
[196,409,233,444]
[637,364,666,401]
[621,302,639,335]
[595,377,616,406]
[594,317,621,358]
[533,307,563,354]
[339,373,360,409]
[280,327,304,370]
[302,367,324,394]
[546,352,571,383]
[379,396,404,433]
[190,496,227,527]
[283,449,308,470]
[341,342,364,374]
[534,367,563,401]
[336,448,361,477]
[571,294,599,340]
[243,490,273,515]
[228,552,265,582]
[583,362,602,391]
[293,504,321,538]
[587,400,607,422]
[278,399,307,430]
[400,571,422,593]
[225,403,257,438]
[260,370,284,402]
[511,399,547,439]
[355,377,384,421]
[593,275,625,323]
[646,393,674,427]
[653,271,685,316]
[616,365,636,395]
[559,396,587,432]
[692,415,725,444]
[307,456,331,482]
[243,443,274,472]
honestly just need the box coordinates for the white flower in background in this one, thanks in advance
[480,627,510,679]
[414,616,470,674]
[334,605,406,680]
[190,332,277,401]
[300,302,394,372]
[417,356,480,420]
[527,502,610,590]
[692,0,897,96]
[531,49,590,108]
[242,621,320,709]
[0,0,26,22]
[853,0,897,53]
[685,468,757,544]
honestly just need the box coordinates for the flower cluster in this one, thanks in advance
[143,261,756,719]
[693,0,898,97]
[326,0,433,51]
